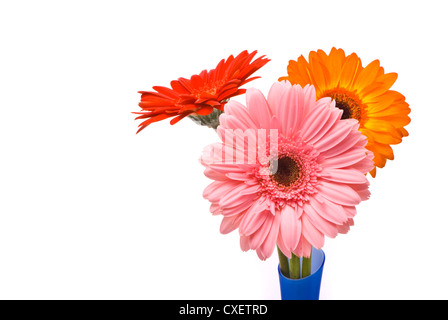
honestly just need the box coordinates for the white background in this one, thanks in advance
[0,0,447,300]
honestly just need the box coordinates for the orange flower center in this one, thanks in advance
[321,88,364,121]
[195,80,225,99]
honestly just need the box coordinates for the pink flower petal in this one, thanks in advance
[267,81,290,115]
[344,206,357,218]
[220,213,244,234]
[277,228,292,259]
[240,235,250,251]
[221,198,255,217]
[210,203,222,215]
[270,115,281,130]
[337,218,354,234]
[317,180,362,206]
[312,121,353,153]
[203,180,239,203]
[350,183,371,201]
[320,129,363,159]
[321,147,370,168]
[280,205,302,251]
[300,105,334,143]
[204,168,228,181]
[305,107,342,145]
[246,88,272,128]
[219,114,250,131]
[302,214,325,249]
[277,85,300,137]
[293,235,312,258]
[256,213,281,260]
[224,100,259,129]
[239,183,261,195]
[239,206,269,236]
[219,183,256,208]
[248,213,274,250]
[350,151,375,173]
[302,203,339,238]
[307,196,348,225]
[225,172,251,182]
[321,167,368,184]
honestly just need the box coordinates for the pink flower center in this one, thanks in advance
[255,136,322,209]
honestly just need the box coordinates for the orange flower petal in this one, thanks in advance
[354,59,381,92]
[338,53,361,90]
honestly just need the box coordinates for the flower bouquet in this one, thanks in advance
[134,48,410,300]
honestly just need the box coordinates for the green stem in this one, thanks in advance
[277,247,290,278]
[302,250,312,278]
[289,253,301,279]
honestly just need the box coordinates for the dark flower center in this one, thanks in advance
[335,100,353,120]
[272,156,301,187]
[322,89,363,121]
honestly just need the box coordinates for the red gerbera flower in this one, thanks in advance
[135,50,270,133]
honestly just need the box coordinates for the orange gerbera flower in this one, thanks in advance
[279,48,411,177]
[135,50,269,133]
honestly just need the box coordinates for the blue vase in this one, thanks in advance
[277,248,325,300]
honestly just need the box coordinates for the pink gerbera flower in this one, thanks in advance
[201,82,374,260]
